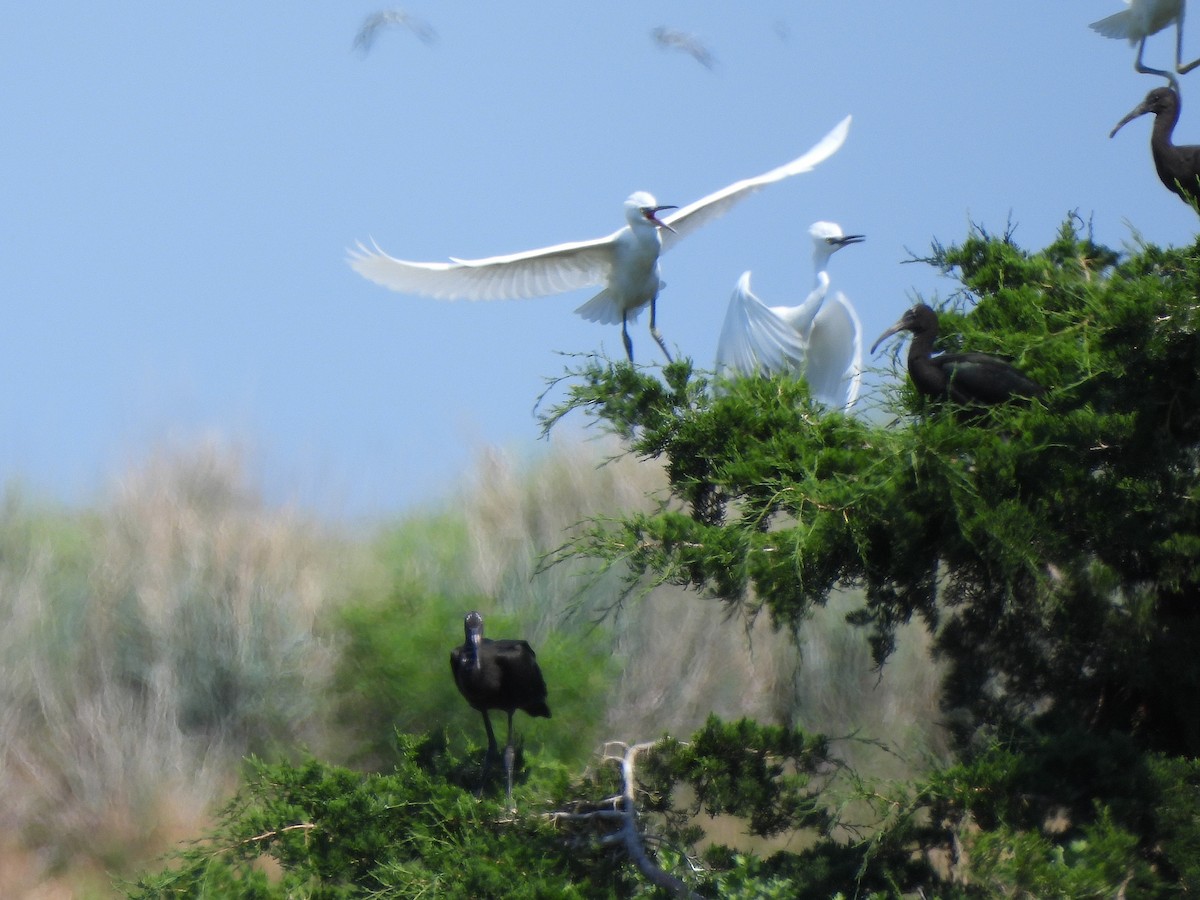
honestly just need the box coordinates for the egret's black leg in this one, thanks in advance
[1176,18,1200,74]
[621,312,634,361]
[649,296,673,362]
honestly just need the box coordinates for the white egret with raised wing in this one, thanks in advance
[715,221,864,410]
[1090,0,1200,87]
[348,116,851,362]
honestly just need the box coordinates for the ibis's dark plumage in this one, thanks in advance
[450,611,550,800]
[870,304,1044,406]
[1110,85,1200,207]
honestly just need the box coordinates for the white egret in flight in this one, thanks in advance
[715,222,864,410]
[1090,0,1200,87]
[348,115,851,361]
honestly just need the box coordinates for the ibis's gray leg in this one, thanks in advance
[477,709,499,796]
[649,296,673,363]
[503,711,516,803]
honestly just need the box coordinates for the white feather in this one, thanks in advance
[347,116,851,357]
[714,221,864,411]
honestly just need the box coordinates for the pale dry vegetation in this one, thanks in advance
[459,438,948,772]
[0,436,946,897]
[0,442,341,897]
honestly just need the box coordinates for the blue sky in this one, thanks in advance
[3,3,1197,520]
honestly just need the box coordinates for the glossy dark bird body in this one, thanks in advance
[870,304,1044,405]
[450,611,550,800]
[1110,86,1200,206]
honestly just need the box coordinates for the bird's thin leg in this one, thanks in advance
[1136,36,1181,90]
[621,312,635,362]
[478,709,499,796]
[649,296,673,363]
[1176,18,1200,74]
[503,711,516,803]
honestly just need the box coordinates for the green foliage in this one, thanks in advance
[530,216,1200,895]
[644,716,835,838]
[128,721,858,899]
[126,734,641,899]
[882,733,1200,896]
[543,216,1200,759]
[970,808,1153,898]
[56,218,1200,897]
[329,516,617,771]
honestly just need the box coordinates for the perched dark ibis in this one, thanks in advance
[1090,0,1200,89]
[450,611,550,800]
[1110,85,1200,206]
[870,304,1044,406]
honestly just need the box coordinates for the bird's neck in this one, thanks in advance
[631,216,662,238]
[795,270,831,319]
[620,220,663,258]
[1152,101,1181,149]
[811,246,835,284]
[906,329,938,366]
[464,637,481,669]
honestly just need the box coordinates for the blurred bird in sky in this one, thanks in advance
[353,8,437,55]
[716,222,864,410]
[650,26,717,70]
[349,116,851,362]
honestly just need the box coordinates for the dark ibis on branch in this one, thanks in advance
[1110,85,1200,207]
[450,611,550,800]
[870,304,1045,406]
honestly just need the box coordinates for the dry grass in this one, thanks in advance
[0,441,341,896]
[457,438,949,772]
[0,434,948,896]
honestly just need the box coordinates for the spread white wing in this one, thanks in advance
[804,290,863,409]
[715,272,808,378]
[660,115,851,252]
[348,113,851,305]
[347,231,621,301]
